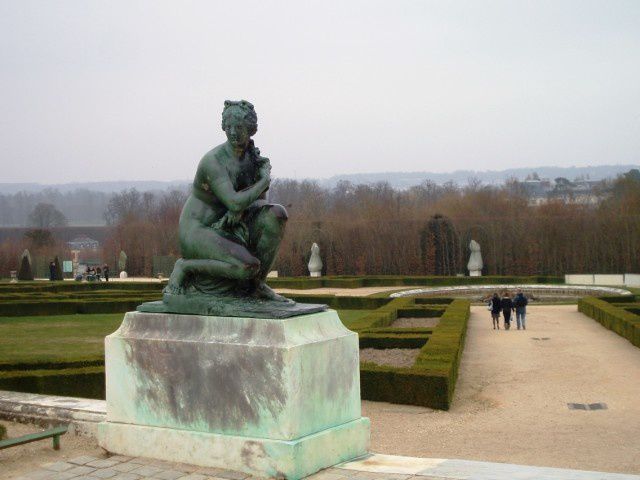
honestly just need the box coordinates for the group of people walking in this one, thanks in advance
[488,289,528,330]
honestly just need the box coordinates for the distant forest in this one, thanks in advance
[0,164,636,227]
[0,169,639,277]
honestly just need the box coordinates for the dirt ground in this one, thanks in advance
[363,305,640,474]
[0,422,105,478]
[392,317,440,328]
[360,348,421,368]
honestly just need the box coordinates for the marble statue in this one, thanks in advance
[118,250,128,279]
[138,100,324,318]
[308,242,323,277]
[467,239,483,276]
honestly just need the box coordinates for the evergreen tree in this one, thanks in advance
[17,249,34,281]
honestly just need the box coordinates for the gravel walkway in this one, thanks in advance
[363,305,640,474]
[360,348,421,368]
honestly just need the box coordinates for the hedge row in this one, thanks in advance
[0,287,396,317]
[0,367,105,400]
[0,281,164,294]
[0,292,469,410]
[268,275,563,289]
[358,298,470,410]
[578,297,640,347]
[0,297,160,316]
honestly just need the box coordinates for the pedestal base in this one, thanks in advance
[469,270,482,277]
[99,417,370,479]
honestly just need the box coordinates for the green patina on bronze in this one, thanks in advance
[138,100,325,318]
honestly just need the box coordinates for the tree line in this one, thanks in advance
[0,170,638,277]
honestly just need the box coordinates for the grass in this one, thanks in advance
[335,309,375,328]
[0,313,123,365]
[0,310,373,366]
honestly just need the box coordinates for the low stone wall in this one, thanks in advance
[565,274,639,287]
[390,284,632,300]
[625,274,640,288]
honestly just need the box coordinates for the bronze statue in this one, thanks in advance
[139,101,324,318]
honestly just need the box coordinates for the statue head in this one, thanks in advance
[222,100,258,149]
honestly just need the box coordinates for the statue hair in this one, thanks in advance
[221,100,258,136]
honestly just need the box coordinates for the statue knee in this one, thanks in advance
[259,205,288,233]
[267,204,288,222]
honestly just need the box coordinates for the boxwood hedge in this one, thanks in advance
[578,296,640,347]
[357,298,470,410]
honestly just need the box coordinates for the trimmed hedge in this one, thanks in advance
[0,297,160,316]
[0,366,105,400]
[359,298,470,410]
[578,297,640,347]
[0,287,469,410]
[0,423,6,440]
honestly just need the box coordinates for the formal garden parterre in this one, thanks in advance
[2,276,635,412]
[0,277,477,410]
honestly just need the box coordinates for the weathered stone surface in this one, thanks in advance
[103,310,361,439]
[99,310,370,478]
[98,417,369,480]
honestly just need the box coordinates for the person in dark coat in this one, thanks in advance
[103,264,110,282]
[501,291,514,330]
[513,289,529,330]
[49,261,56,281]
[489,292,501,330]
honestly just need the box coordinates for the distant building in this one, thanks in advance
[520,174,608,206]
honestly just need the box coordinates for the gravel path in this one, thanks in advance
[363,305,640,474]
[360,348,421,368]
[392,317,440,328]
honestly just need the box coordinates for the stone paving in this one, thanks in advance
[11,453,640,480]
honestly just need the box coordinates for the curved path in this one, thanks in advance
[363,305,640,474]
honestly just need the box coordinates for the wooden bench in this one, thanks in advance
[0,425,68,451]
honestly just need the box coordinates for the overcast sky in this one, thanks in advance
[1,0,639,183]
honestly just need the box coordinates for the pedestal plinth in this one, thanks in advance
[98,310,370,479]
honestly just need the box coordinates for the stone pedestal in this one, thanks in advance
[469,270,482,277]
[98,310,370,479]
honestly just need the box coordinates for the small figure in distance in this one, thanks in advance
[501,290,514,330]
[513,288,528,330]
[103,264,110,282]
[489,292,501,330]
[49,261,56,281]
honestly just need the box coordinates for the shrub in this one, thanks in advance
[358,298,471,409]
[0,367,105,400]
[579,297,640,347]
[0,423,6,440]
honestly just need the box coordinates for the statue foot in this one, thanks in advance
[253,282,293,303]
[165,259,186,294]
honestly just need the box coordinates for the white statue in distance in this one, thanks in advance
[467,239,483,277]
[308,242,323,277]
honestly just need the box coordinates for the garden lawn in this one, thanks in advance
[336,309,375,328]
[0,313,123,365]
[0,310,371,366]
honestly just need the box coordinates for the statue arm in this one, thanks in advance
[205,161,270,214]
